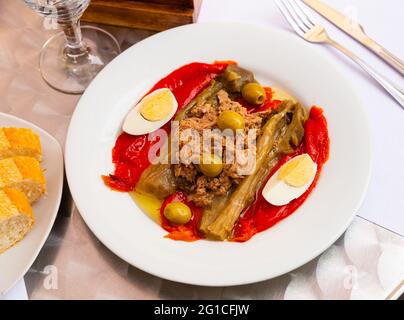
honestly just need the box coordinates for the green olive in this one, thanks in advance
[217,110,245,132]
[164,202,192,225]
[241,82,267,105]
[199,153,223,178]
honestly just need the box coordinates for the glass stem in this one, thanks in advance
[60,19,88,59]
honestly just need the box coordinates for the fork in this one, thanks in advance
[275,0,404,109]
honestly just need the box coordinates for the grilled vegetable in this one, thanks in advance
[136,163,177,200]
[222,65,255,92]
[198,192,229,235]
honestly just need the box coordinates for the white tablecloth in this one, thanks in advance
[0,280,27,300]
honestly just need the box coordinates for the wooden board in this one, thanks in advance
[82,0,201,32]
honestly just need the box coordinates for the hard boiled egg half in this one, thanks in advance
[262,154,317,206]
[123,88,178,135]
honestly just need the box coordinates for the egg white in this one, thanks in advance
[123,88,178,136]
[262,161,317,206]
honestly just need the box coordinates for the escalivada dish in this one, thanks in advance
[103,61,330,242]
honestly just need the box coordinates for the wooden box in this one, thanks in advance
[82,0,202,32]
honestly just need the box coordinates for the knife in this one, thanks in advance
[302,0,404,76]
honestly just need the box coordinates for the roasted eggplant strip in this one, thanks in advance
[198,192,230,234]
[136,163,176,199]
[203,101,306,240]
[222,65,255,93]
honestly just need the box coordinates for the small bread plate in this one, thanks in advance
[0,113,64,295]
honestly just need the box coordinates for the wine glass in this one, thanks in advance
[23,0,121,94]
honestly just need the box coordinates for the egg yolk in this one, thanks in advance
[278,154,315,187]
[140,89,174,121]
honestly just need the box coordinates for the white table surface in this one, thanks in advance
[0,280,27,300]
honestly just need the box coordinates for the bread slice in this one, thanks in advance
[0,156,46,203]
[0,188,34,254]
[0,128,42,161]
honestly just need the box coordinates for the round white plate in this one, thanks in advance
[0,113,64,295]
[65,23,371,286]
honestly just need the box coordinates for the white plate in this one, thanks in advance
[65,23,371,286]
[0,113,63,295]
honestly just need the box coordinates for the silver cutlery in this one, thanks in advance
[275,0,404,109]
[303,0,404,76]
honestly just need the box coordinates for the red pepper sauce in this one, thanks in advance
[232,106,330,242]
[160,191,203,242]
[103,62,229,192]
